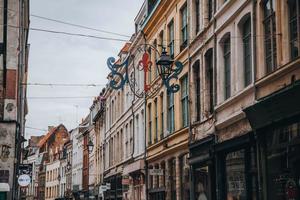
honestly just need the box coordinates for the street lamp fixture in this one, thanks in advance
[156,47,174,80]
[87,140,94,154]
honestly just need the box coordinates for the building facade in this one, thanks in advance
[0,0,29,199]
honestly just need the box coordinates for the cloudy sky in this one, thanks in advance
[26,0,143,138]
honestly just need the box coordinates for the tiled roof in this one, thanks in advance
[37,124,65,147]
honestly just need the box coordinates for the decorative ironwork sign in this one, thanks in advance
[106,43,183,98]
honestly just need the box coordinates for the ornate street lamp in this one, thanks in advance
[156,47,173,80]
[107,44,183,97]
[87,140,94,154]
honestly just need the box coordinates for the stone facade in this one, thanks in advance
[0,0,29,199]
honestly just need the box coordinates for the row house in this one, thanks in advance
[37,124,69,200]
[0,0,29,199]
[84,0,300,199]
[186,0,300,200]
[64,138,73,199]
[143,0,190,199]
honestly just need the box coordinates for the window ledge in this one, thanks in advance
[215,84,255,113]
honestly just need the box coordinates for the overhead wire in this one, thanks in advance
[24,83,107,87]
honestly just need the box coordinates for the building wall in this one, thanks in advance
[0,0,29,199]
[71,128,83,192]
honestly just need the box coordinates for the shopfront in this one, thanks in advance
[215,133,258,200]
[104,175,123,200]
[189,135,215,200]
[244,80,300,200]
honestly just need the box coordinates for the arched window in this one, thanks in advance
[242,16,252,86]
[193,60,201,121]
[148,104,152,145]
[223,35,231,99]
[205,49,214,114]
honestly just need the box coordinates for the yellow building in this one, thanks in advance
[143,0,190,199]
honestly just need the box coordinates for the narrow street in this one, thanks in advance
[0,0,300,200]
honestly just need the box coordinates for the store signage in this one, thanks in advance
[18,174,31,187]
[149,169,164,176]
[99,185,107,191]
[106,183,111,190]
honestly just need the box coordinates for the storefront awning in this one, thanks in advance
[0,183,10,192]
[244,81,300,130]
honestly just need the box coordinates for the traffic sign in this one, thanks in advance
[18,174,31,187]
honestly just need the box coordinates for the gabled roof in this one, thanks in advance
[37,124,67,147]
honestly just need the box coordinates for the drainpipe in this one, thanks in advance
[252,1,263,200]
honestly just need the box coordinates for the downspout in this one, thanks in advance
[252,0,263,200]
[131,55,136,159]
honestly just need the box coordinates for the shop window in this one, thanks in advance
[265,122,300,200]
[170,158,177,200]
[218,146,258,200]
[263,0,277,73]
[225,150,246,200]
[194,165,211,200]
[180,154,190,200]
[288,0,300,60]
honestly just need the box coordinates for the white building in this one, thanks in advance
[71,127,83,196]
[45,159,60,200]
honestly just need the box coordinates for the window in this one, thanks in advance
[223,37,231,99]
[180,154,190,200]
[167,92,175,133]
[148,47,152,83]
[195,0,200,33]
[159,30,164,52]
[208,0,213,21]
[168,20,175,58]
[193,61,201,121]
[170,158,177,200]
[288,0,300,59]
[218,146,258,200]
[154,99,158,142]
[160,93,164,139]
[205,49,214,114]
[148,104,152,145]
[181,75,189,127]
[242,17,252,86]
[194,165,211,200]
[181,4,188,50]
[265,122,300,200]
[263,0,277,73]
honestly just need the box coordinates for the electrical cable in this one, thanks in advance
[24,83,107,87]
[30,14,131,38]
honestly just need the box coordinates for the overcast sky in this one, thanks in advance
[26,0,143,138]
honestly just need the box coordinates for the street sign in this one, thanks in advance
[149,169,164,176]
[18,174,31,187]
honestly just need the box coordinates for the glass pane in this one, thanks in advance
[225,150,246,200]
[266,121,300,200]
[194,166,210,200]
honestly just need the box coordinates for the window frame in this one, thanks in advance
[223,37,231,100]
[167,92,175,133]
[263,0,277,73]
[288,0,300,60]
[168,20,175,59]
[242,17,252,87]
[181,75,189,127]
[180,3,188,50]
